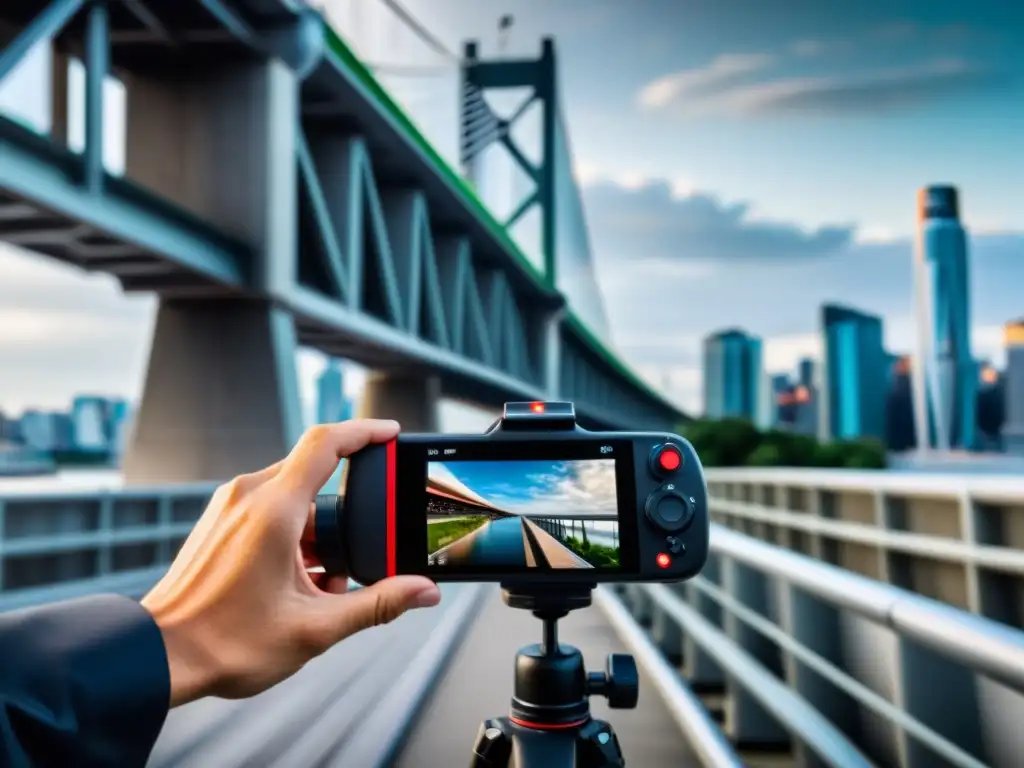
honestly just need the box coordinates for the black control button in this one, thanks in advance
[650,443,683,477]
[665,536,685,555]
[645,489,695,533]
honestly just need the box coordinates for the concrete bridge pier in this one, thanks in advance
[121,57,303,483]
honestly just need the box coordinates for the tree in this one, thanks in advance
[680,419,887,469]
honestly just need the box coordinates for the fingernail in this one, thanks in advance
[414,587,441,608]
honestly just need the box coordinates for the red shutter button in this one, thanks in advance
[650,444,683,476]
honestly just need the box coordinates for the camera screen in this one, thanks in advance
[425,458,621,570]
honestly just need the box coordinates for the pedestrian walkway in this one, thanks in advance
[396,586,701,766]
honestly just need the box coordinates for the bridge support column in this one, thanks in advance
[119,54,301,484]
[124,57,298,295]
[358,372,441,433]
[123,299,303,484]
[542,308,565,399]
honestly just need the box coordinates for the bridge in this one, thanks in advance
[2,2,1024,767]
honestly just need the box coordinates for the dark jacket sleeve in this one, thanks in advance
[0,594,171,767]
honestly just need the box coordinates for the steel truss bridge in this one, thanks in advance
[0,0,684,486]
[2,3,1024,768]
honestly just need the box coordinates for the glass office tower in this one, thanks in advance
[1003,320,1024,456]
[912,186,976,451]
[703,329,762,420]
[819,304,888,441]
[316,359,353,424]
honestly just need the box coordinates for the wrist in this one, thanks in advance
[143,600,220,707]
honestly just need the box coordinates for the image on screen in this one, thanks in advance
[425,459,620,569]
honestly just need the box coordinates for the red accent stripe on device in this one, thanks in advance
[385,439,397,577]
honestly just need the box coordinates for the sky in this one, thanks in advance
[437,458,618,518]
[0,0,1022,419]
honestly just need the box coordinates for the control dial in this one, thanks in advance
[649,443,683,477]
[645,489,695,533]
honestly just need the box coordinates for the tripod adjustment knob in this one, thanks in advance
[586,653,639,709]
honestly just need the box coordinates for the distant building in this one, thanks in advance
[770,374,791,427]
[754,366,773,430]
[775,378,818,437]
[791,384,818,436]
[975,362,1005,452]
[1003,321,1024,456]
[0,410,18,444]
[317,359,354,424]
[885,355,917,452]
[797,359,815,389]
[703,329,762,421]
[911,185,977,451]
[19,410,73,451]
[71,396,110,452]
[819,303,888,442]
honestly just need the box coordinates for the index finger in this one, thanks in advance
[277,419,401,499]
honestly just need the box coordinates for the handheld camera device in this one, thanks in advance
[314,402,709,768]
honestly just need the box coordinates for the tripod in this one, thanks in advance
[469,584,638,767]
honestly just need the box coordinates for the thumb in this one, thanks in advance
[322,576,441,644]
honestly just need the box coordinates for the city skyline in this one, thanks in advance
[0,1,1022,417]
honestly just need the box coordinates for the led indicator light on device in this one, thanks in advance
[530,402,545,413]
[656,553,671,568]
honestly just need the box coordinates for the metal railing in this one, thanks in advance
[703,467,1024,630]
[5,477,1024,766]
[611,523,1024,768]
[0,482,217,604]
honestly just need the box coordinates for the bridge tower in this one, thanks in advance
[460,38,615,400]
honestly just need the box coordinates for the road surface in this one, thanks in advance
[432,517,593,569]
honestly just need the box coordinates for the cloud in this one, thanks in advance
[583,180,855,265]
[584,180,1024,413]
[637,53,773,109]
[872,21,919,43]
[790,40,827,57]
[0,244,156,413]
[721,59,1004,117]
[641,56,1005,118]
[483,460,619,518]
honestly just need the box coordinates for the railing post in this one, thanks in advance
[650,583,684,665]
[894,637,986,767]
[720,557,789,748]
[97,494,113,575]
[683,555,724,688]
[778,583,865,768]
[958,491,982,614]
[0,499,5,591]
[156,494,173,565]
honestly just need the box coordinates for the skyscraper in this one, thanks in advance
[797,358,815,389]
[703,329,762,420]
[316,359,353,424]
[71,396,109,452]
[819,304,888,442]
[912,186,976,451]
[1003,320,1024,456]
[885,356,917,452]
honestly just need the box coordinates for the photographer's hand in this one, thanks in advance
[141,420,441,707]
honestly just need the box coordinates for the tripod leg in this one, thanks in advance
[470,718,514,767]
[576,719,625,768]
